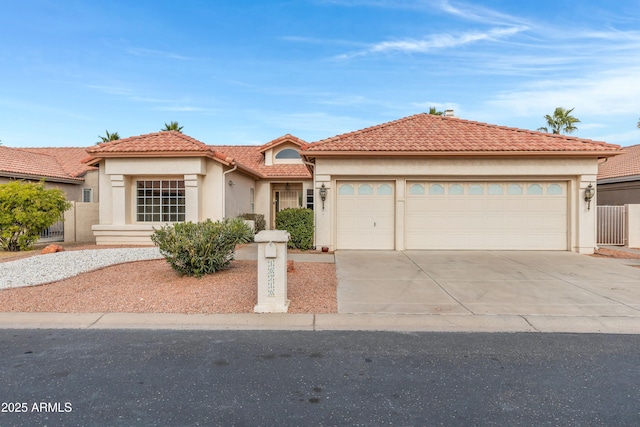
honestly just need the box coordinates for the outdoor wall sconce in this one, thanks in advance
[584,183,595,210]
[319,183,327,210]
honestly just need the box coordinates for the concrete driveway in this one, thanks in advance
[335,251,640,316]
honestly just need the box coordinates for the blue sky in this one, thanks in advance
[1,0,639,148]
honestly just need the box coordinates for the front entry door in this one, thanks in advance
[275,190,301,212]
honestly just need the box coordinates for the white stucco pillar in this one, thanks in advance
[184,174,200,222]
[576,177,597,254]
[110,175,126,225]
[395,178,406,250]
[627,204,640,249]
[314,175,331,251]
[254,230,290,313]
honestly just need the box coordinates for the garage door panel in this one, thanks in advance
[337,181,395,250]
[406,181,567,250]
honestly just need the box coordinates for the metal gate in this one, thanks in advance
[597,206,627,246]
[39,220,64,243]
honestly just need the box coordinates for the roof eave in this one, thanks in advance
[302,150,623,158]
[597,174,640,184]
[0,171,84,184]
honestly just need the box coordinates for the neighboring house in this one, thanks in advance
[0,146,98,201]
[597,143,640,205]
[301,113,621,254]
[0,145,100,242]
[85,132,312,244]
[7,113,622,253]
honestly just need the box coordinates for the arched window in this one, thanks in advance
[275,148,300,159]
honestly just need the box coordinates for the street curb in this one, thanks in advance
[0,312,639,334]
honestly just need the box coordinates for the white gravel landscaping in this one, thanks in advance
[0,248,162,289]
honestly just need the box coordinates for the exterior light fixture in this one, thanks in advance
[228,180,235,186]
[319,183,327,210]
[584,183,595,210]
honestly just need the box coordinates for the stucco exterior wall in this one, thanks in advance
[224,170,256,218]
[64,202,99,243]
[255,181,272,227]
[627,204,640,249]
[81,169,100,203]
[312,156,599,254]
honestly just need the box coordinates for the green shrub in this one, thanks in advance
[150,218,253,277]
[238,213,266,233]
[275,208,314,250]
[0,180,71,251]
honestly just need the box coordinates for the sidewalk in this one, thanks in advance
[1,312,639,334]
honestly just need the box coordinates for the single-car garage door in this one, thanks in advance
[405,181,568,250]
[337,181,395,249]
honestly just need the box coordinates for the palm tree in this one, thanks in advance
[97,130,120,144]
[429,107,443,116]
[161,121,184,132]
[637,117,639,129]
[537,107,580,135]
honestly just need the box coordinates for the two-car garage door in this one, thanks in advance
[336,180,568,250]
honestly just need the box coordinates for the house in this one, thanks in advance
[10,113,620,253]
[85,132,312,244]
[0,146,100,242]
[0,145,98,201]
[301,113,621,254]
[597,143,640,205]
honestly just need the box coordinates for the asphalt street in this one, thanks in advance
[1,330,639,426]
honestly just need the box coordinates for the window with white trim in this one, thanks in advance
[136,180,185,222]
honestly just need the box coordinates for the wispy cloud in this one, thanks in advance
[127,47,193,60]
[337,26,527,59]
[435,0,531,27]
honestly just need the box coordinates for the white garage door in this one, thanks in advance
[405,181,567,250]
[336,181,395,250]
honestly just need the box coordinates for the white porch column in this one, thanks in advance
[184,174,200,222]
[110,175,126,225]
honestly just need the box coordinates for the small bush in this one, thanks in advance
[150,218,253,277]
[238,213,266,233]
[0,180,71,251]
[275,208,314,250]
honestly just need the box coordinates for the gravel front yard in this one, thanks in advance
[0,246,337,314]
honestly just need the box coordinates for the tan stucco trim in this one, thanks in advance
[87,151,233,165]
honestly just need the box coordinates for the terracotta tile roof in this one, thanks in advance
[303,113,622,154]
[22,147,96,177]
[258,134,309,153]
[86,131,236,165]
[87,131,217,155]
[0,146,85,182]
[598,144,640,180]
[85,131,310,178]
[215,145,311,178]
